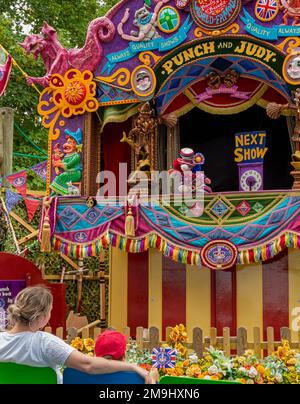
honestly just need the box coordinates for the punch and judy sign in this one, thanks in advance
[155,36,285,86]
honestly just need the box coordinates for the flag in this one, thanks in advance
[152,348,177,368]
[31,160,47,182]
[5,189,23,213]
[24,197,41,222]
[255,0,278,22]
[6,171,27,196]
[0,53,12,97]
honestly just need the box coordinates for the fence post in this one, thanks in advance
[136,327,144,350]
[149,326,159,351]
[81,327,89,339]
[253,327,261,358]
[280,327,291,344]
[223,327,230,357]
[56,327,64,340]
[210,327,217,348]
[93,327,101,340]
[267,327,274,356]
[166,327,172,344]
[237,327,247,356]
[123,327,131,339]
[192,327,203,358]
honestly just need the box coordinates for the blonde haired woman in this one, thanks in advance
[0,286,149,383]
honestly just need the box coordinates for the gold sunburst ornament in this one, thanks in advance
[38,69,99,140]
[49,69,98,118]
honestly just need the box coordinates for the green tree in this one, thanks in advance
[0,0,118,187]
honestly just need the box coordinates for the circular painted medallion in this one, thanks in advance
[191,0,241,30]
[74,231,88,243]
[158,6,180,33]
[282,50,300,86]
[255,0,279,22]
[201,240,237,270]
[131,65,157,99]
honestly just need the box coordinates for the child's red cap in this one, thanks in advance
[95,330,127,359]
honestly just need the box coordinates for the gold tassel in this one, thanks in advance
[41,199,52,252]
[125,207,135,237]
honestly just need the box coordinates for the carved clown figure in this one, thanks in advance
[171,148,195,193]
[51,129,83,196]
[171,148,212,193]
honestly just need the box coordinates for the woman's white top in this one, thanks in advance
[0,331,75,383]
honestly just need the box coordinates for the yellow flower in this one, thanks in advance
[165,368,177,376]
[175,342,187,357]
[165,367,184,377]
[244,349,254,357]
[286,358,297,366]
[256,365,265,376]
[83,338,95,352]
[186,364,201,378]
[169,324,188,344]
[175,366,185,376]
[71,337,84,351]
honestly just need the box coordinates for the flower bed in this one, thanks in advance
[71,325,300,384]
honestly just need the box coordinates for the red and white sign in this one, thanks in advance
[191,0,241,30]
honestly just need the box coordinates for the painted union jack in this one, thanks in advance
[255,0,278,22]
[152,348,177,368]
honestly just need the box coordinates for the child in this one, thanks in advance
[95,330,127,361]
[95,329,160,383]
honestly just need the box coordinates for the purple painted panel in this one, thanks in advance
[0,280,26,330]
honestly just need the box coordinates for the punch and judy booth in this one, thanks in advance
[22,0,300,340]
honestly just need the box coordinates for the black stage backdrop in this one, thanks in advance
[179,105,293,192]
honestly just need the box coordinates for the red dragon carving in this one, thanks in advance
[20,20,115,87]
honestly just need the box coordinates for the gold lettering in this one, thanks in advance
[255,46,266,59]
[234,148,243,163]
[264,49,276,63]
[244,134,250,146]
[162,60,174,75]
[234,41,247,54]
[194,45,203,57]
[251,149,257,159]
[256,147,268,159]
[235,135,244,147]
[250,134,258,144]
[183,48,195,62]
[202,41,215,55]
[244,149,251,160]
[172,53,184,67]
[245,43,259,56]
[258,133,266,145]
